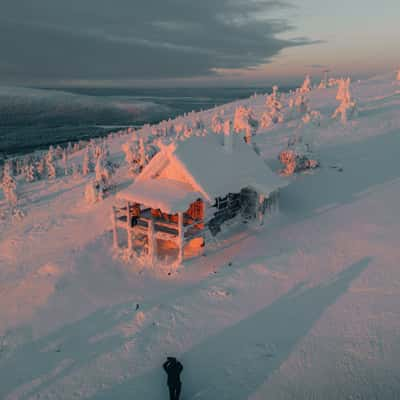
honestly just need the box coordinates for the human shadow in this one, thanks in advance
[88,257,371,400]
[0,229,250,399]
[279,129,400,220]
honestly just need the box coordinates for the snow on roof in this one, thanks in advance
[172,134,287,201]
[117,178,201,214]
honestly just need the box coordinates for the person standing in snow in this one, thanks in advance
[163,357,183,400]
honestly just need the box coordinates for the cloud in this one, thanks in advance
[0,0,313,83]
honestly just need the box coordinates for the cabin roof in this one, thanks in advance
[121,133,287,211]
[172,135,287,200]
[117,178,201,214]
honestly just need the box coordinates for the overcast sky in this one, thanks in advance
[0,0,398,86]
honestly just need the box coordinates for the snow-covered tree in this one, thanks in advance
[336,78,347,101]
[122,142,135,166]
[85,148,114,203]
[260,112,273,129]
[173,121,186,137]
[211,112,224,134]
[193,116,204,130]
[294,94,310,115]
[94,144,103,161]
[95,156,104,184]
[24,163,37,182]
[122,141,140,176]
[55,145,63,159]
[332,78,357,124]
[233,106,258,143]
[2,164,18,207]
[266,85,281,109]
[299,75,312,93]
[71,163,81,179]
[182,126,193,139]
[45,148,57,180]
[138,138,147,170]
[263,85,284,125]
[36,158,46,179]
[302,110,322,126]
[94,151,114,200]
[279,135,319,176]
[84,181,99,204]
[82,147,92,176]
[62,148,69,176]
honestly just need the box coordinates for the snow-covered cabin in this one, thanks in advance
[112,132,287,264]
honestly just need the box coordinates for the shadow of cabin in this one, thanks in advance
[112,134,287,265]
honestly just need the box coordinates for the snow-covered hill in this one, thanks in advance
[1,73,400,399]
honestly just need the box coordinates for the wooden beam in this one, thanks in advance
[148,217,156,264]
[258,193,266,225]
[111,206,119,249]
[177,212,184,264]
[127,201,132,252]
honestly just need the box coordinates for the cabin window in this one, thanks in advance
[214,196,228,210]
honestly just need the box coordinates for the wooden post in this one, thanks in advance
[258,193,265,225]
[177,212,184,264]
[127,201,132,252]
[148,217,156,264]
[112,206,119,249]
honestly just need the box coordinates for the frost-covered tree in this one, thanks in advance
[122,142,135,166]
[294,94,310,115]
[62,148,69,176]
[336,78,347,101]
[71,163,81,179]
[82,147,92,176]
[279,134,319,176]
[84,181,99,204]
[264,86,284,125]
[211,112,224,134]
[302,110,322,126]
[265,85,281,109]
[36,158,46,179]
[173,121,186,137]
[138,138,147,170]
[2,164,18,207]
[260,112,273,129]
[299,75,312,93]
[55,145,63,159]
[94,152,114,199]
[233,106,258,143]
[182,126,193,139]
[24,163,37,182]
[94,144,103,161]
[332,78,357,124]
[193,116,204,130]
[103,141,110,159]
[95,156,104,184]
[122,141,139,176]
[45,148,57,180]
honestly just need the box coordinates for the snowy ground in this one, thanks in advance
[1,74,400,399]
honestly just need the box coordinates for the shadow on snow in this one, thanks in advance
[89,257,371,400]
[280,129,400,220]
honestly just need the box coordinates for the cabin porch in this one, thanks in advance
[112,197,205,264]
